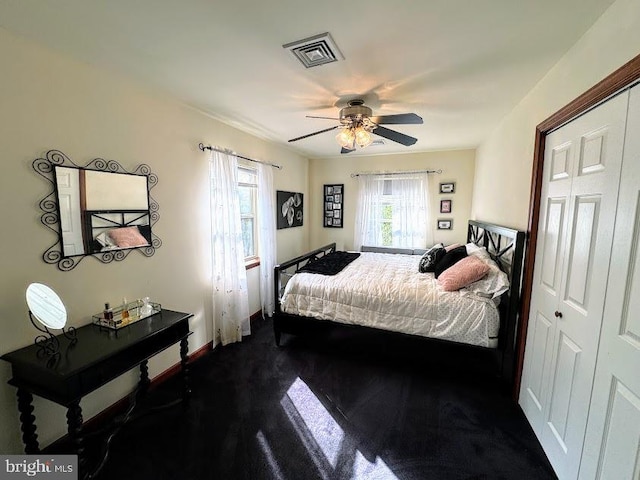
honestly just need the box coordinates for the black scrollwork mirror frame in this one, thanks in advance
[33,149,162,271]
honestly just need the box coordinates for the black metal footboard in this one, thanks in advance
[273,243,336,346]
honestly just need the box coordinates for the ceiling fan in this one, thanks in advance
[288,99,423,154]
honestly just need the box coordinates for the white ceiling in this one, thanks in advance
[0,0,616,158]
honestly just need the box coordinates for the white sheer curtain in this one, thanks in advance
[209,149,250,346]
[354,172,432,249]
[354,175,384,249]
[391,172,432,247]
[256,163,276,317]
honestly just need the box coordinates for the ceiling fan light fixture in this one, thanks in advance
[354,126,373,148]
[287,99,421,153]
[336,128,355,149]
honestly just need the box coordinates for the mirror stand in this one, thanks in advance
[29,311,77,366]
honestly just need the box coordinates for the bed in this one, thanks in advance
[273,220,525,381]
[83,209,152,253]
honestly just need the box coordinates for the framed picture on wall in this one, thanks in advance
[324,184,344,228]
[439,182,455,194]
[437,219,453,230]
[276,191,303,229]
[440,199,452,213]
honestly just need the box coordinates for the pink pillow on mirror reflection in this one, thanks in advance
[108,227,149,248]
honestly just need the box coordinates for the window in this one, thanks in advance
[355,173,432,249]
[238,166,258,260]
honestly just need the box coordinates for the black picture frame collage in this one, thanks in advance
[323,184,343,228]
[438,182,455,230]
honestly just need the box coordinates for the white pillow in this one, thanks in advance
[466,243,491,259]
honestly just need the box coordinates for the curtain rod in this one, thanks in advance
[350,169,442,178]
[198,143,282,169]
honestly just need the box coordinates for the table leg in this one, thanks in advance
[139,360,150,396]
[66,401,87,476]
[16,389,39,454]
[180,337,191,404]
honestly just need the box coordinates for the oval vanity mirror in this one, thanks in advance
[26,283,67,330]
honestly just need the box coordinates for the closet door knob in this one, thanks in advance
[555,311,563,318]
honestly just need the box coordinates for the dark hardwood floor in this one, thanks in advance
[88,318,556,479]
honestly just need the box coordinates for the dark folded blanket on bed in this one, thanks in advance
[297,251,361,275]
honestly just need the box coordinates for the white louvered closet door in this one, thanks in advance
[520,91,628,480]
[578,83,640,480]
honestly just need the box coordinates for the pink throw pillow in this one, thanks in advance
[438,255,490,291]
[108,227,149,248]
[444,243,462,252]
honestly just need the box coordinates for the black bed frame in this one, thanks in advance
[273,220,525,382]
[83,209,151,253]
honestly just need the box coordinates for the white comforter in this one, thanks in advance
[281,252,500,348]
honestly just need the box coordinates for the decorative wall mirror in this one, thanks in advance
[33,150,161,271]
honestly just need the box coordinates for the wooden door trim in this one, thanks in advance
[515,53,640,399]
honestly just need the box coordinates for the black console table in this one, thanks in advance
[1,309,192,478]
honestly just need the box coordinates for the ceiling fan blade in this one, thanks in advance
[306,115,340,120]
[373,126,418,146]
[340,147,354,154]
[370,113,423,125]
[288,125,340,143]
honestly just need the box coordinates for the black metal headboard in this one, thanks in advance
[84,209,151,253]
[468,220,526,379]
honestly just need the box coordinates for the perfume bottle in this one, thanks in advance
[121,298,130,324]
[140,297,152,316]
[104,303,113,321]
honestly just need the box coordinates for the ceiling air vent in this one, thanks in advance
[370,139,386,146]
[283,32,344,68]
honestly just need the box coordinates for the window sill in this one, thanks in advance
[245,258,260,270]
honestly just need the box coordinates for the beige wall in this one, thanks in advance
[0,27,309,453]
[472,0,640,230]
[308,150,476,251]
